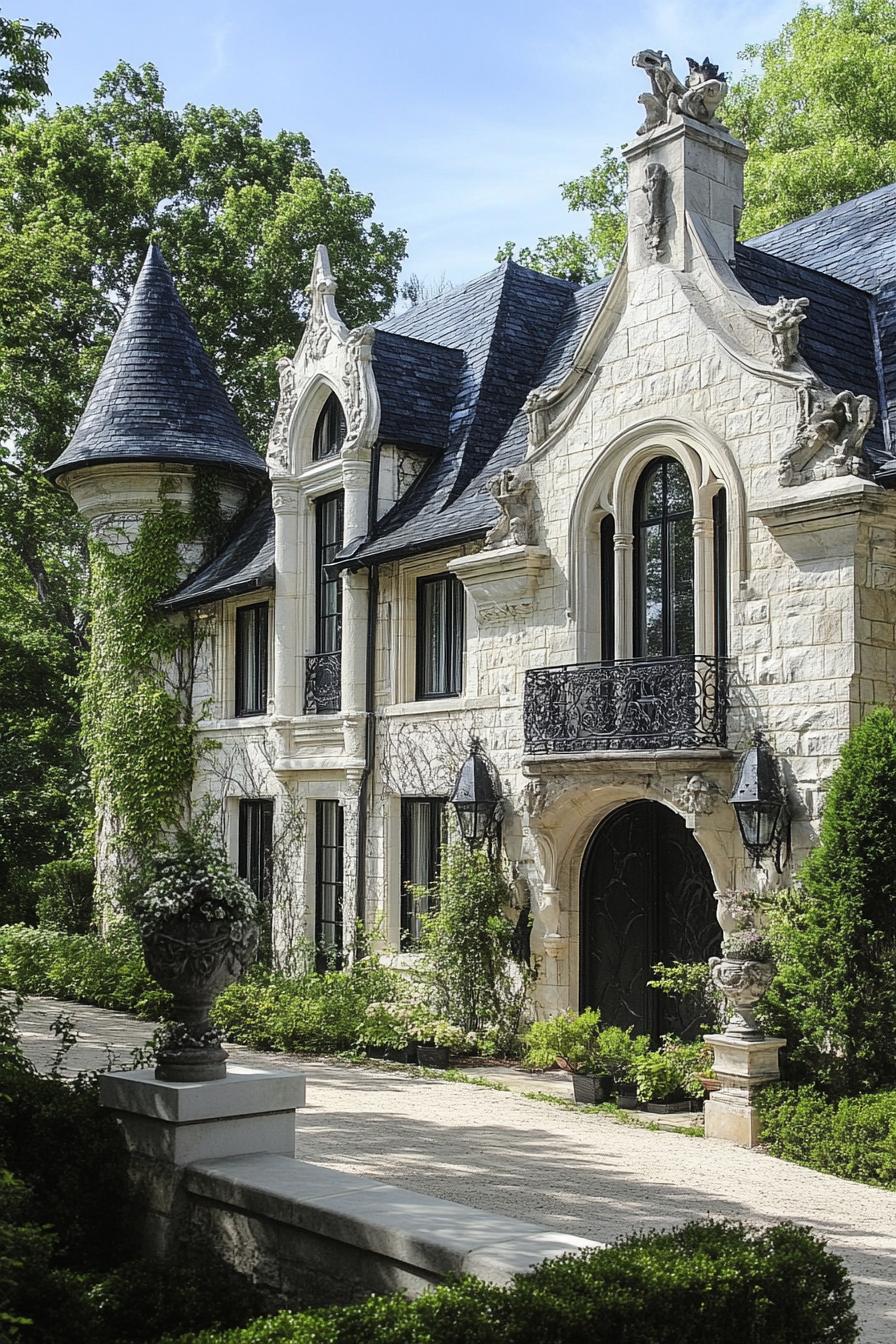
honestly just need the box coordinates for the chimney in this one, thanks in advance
[623,51,746,272]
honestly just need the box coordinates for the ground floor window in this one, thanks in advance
[238,798,274,964]
[400,796,446,946]
[315,800,344,968]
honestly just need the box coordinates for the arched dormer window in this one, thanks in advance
[312,392,346,462]
[634,458,694,658]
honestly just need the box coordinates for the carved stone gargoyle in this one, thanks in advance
[633,50,728,135]
[767,296,809,369]
[484,463,537,548]
[779,386,877,486]
[642,161,669,259]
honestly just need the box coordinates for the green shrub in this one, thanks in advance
[522,1010,648,1080]
[766,706,896,1094]
[171,1220,857,1344]
[34,858,95,934]
[758,1084,896,1189]
[416,845,534,1054]
[630,1039,710,1103]
[213,958,402,1055]
[0,921,170,1018]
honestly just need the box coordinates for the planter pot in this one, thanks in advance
[141,916,257,1083]
[617,1082,639,1110]
[644,1098,693,1114]
[364,1045,386,1060]
[709,956,775,1040]
[416,1045,450,1069]
[385,1045,417,1064]
[699,1075,721,1094]
[572,1073,613,1105]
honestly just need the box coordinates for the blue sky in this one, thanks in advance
[44,0,795,288]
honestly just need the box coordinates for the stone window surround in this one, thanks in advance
[567,420,745,664]
[215,591,275,722]
[392,549,472,709]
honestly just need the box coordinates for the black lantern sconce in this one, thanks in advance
[449,737,502,852]
[730,730,790,872]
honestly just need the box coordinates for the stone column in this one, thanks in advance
[703,1034,785,1147]
[613,531,634,659]
[692,513,714,656]
[271,482,302,719]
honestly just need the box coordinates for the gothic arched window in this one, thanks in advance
[634,457,695,658]
[312,392,347,461]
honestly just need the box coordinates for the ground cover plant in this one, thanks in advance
[0,920,170,1017]
[758,1084,896,1190]
[171,1221,857,1344]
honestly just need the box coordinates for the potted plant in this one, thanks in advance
[135,828,258,1083]
[412,1019,469,1069]
[523,1009,631,1104]
[630,1038,709,1113]
[710,892,776,1041]
[356,1001,416,1063]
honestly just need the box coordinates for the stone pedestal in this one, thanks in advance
[703,1034,785,1147]
[99,1065,305,1255]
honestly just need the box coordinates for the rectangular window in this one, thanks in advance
[400,797,447,946]
[316,492,344,654]
[415,573,464,699]
[315,800,344,968]
[238,799,274,964]
[235,602,269,717]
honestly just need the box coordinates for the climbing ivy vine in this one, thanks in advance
[82,474,226,886]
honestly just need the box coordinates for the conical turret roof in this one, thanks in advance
[46,244,265,482]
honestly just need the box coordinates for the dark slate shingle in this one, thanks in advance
[46,245,265,482]
[160,495,274,610]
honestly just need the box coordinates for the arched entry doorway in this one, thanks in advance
[580,801,720,1041]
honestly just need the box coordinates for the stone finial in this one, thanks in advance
[767,296,809,368]
[633,49,728,135]
[779,386,877,486]
[641,161,668,259]
[484,463,536,549]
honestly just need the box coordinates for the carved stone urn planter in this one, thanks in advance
[142,916,258,1082]
[709,956,774,1041]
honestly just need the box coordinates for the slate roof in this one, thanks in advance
[160,495,274,610]
[161,181,896,605]
[46,244,266,483]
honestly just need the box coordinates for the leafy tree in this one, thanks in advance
[766,706,896,1095]
[501,1,896,278]
[497,147,626,283]
[0,43,406,886]
[0,11,57,118]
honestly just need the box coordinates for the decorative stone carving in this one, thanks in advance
[524,388,552,447]
[142,917,258,1081]
[633,50,728,135]
[267,357,298,472]
[448,544,548,627]
[522,777,548,819]
[641,161,668,259]
[484,464,536,549]
[779,386,876,486]
[341,324,375,445]
[767,296,809,369]
[305,252,339,361]
[676,773,715,815]
[709,956,775,1040]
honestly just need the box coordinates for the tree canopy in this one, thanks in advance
[499,0,896,281]
[0,23,406,884]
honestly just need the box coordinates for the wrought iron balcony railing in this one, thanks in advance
[304,652,341,714]
[524,655,728,755]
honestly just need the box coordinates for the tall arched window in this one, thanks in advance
[634,458,694,658]
[312,392,347,461]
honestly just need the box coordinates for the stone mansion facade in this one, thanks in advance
[48,53,896,1034]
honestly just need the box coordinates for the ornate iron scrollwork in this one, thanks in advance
[304,652,341,714]
[524,655,728,754]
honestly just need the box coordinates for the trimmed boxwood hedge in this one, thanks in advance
[0,921,170,1018]
[758,1084,896,1189]
[172,1220,857,1344]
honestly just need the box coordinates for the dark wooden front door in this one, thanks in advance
[580,801,720,1040]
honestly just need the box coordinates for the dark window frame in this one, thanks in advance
[399,796,447,947]
[312,392,347,462]
[315,799,344,969]
[599,513,616,662]
[315,492,344,655]
[713,487,728,659]
[235,601,270,717]
[633,457,695,659]
[238,798,274,964]
[415,572,465,700]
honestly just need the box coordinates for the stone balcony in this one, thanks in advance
[523,655,729,756]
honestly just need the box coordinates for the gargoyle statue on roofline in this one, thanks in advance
[642,161,669,259]
[484,463,537,549]
[779,386,876,486]
[633,51,729,135]
[767,296,809,369]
